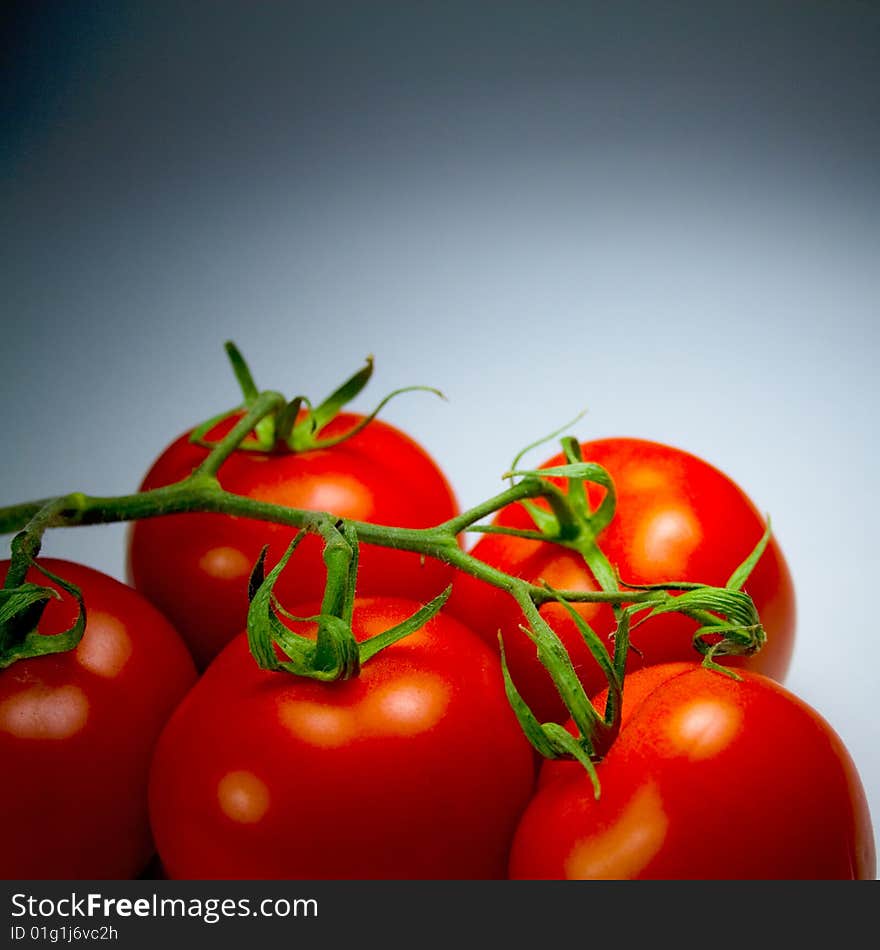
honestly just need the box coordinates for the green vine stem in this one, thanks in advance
[0,369,770,777]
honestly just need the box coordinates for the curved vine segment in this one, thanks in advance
[0,359,772,790]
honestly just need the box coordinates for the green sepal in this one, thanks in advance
[498,634,562,760]
[505,462,607,480]
[224,339,260,404]
[513,593,607,742]
[0,583,54,640]
[498,634,602,799]
[694,620,765,661]
[466,524,559,542]
[295,615,361,681]
[506,410,588,485]
[275,396,306,445]
[247,543,273,605]
[289,357,373,451]
[726,519,773,591]
[517,615,602,740]
[558,438,590,523]
[0,566,86,670]
[224,341,276,449]
[189,342,278,452]
[288,355,445,452]
[246,535,362,680]
[499,416,598,543]
[267,611,359,681]
[359,585,452,663]
[246,538,316,668]
[544,584,622,737]
[246,531,452,681]
[617,522,772,667]
[193,350,446,457]
[246,541,301,671]
[517,501,560,537]
[541,722,603,799]
[506,461,617,537]
[298,356,375,442]
[623,584,766,666]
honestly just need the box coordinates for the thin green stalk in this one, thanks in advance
[193,390,286,477]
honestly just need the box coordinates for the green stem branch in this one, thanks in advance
[0,480,666,614]
[193,390,286,477]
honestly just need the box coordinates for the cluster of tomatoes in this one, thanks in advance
[1,399,875,880]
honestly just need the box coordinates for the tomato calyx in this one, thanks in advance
[487,435,772,795]
[504,436,616,543]
[190,342,446,456]
[246,517,452,681]
[496,436,623,610]
[612,519,773,671]
[500,569,769,796]
[0,504,86,669]
[509,431,771,667]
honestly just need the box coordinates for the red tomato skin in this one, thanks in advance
[538,662,698,792]
[148,598,536,880]
[447,438,796,723]
[509,665,875,880]
[127,412,460,668]
[0,559,197,880]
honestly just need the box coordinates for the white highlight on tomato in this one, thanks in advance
[217,770,270,824]
[198,546,252,580]
[278,699,357,749]
[0,684,90,739]
[364,674,450,737]
[665,697,743,760]
[565,782,669,879]
[631,505,702,578]
[76,612,133,678]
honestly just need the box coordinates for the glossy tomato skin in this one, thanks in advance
[510,664,875,880]
[0,559,196,880]
[148,598,535,880]
[447,438,796,723]
[128,412,459,668]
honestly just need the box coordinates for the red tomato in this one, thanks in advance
[148,597,535,879]
[447,438,796,723]
[0,558,196,879]
[128,412,459,668]
[509,664,875,879]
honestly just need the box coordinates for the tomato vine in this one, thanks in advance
[0,346,769,780]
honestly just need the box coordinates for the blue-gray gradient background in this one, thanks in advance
[3,1,879,874]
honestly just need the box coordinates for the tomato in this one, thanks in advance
[509,664,875,879]
[447,438,796,723]
[128,412,459,668]
[148,597,536,879]
[0,558,196,879]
